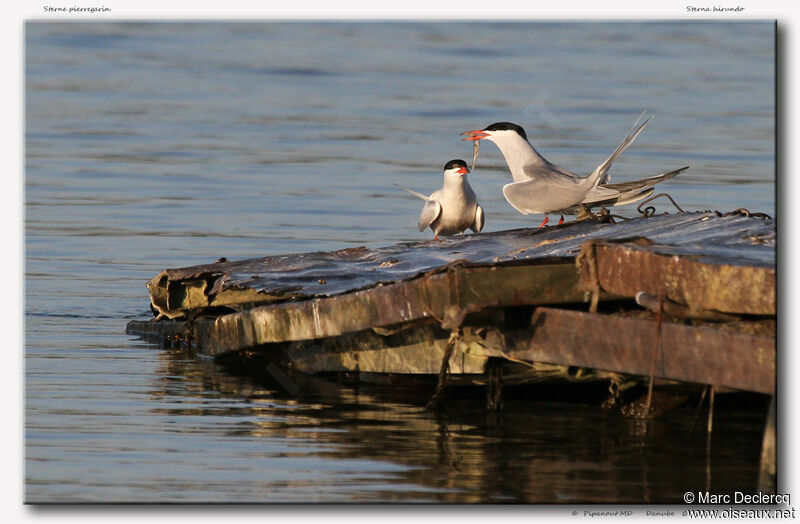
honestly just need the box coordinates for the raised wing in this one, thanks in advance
[592,112,654,185]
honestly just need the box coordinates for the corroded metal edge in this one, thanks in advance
[131,261,594,354]
[234,261,588,345]
[506,307,775,394]
[577,240,776,315]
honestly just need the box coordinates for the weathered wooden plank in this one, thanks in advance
[179,261,591,353]
[506,308,775,394]
[577,240,775,315]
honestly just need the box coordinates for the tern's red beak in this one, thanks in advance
[455,166,469,174]
[461,129,489,141]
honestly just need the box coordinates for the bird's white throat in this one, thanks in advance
[486,132,548,183]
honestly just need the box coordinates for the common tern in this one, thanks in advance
[462,114,688,226]
[394,159,485,240]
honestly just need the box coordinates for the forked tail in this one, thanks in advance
[393,183,430,201]
[591,111,653,186]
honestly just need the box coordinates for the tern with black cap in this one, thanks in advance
[394,159,485,240]
[463,113,688,226]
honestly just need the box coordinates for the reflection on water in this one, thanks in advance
[25,316,768,503]
[25,21,774,502]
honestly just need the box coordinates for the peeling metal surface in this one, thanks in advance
[147,212,774,318]
[285,324,488,375]
[506,308,775,394]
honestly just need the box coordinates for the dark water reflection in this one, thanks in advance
[131,346,766,503]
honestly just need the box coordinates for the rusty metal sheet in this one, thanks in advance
[577,240,775,315]
[506,308,774,394]
[147,212,774,318]
[126,316,595,386]
[285,324,487,375]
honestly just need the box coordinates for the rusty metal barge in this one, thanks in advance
[127,210,774,392]
[127,210,777,492]
[126,210,776,487]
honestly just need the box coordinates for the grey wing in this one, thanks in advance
[470,204,485,233]
[418,193,442,232]
[523,161,582,182]
[504,165,605,214]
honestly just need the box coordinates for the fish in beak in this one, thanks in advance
[461,129,489,141]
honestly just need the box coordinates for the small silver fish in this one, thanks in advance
[472,138,480,171]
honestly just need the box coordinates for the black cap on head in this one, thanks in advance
[444,159,468,171]
[483,122,527,141]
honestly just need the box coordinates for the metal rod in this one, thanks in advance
[707,386,715,434]
[689,385,709,437]
[644,294,664,416]
[636,193,685,217]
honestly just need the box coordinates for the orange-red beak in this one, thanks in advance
[455,166,469,174]
[461,129,488,141]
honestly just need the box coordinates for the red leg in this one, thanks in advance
[434,234,439,241]
[558,214,564,225]
[537,214,549,228]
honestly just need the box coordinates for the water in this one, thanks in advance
[25,21,774,503]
